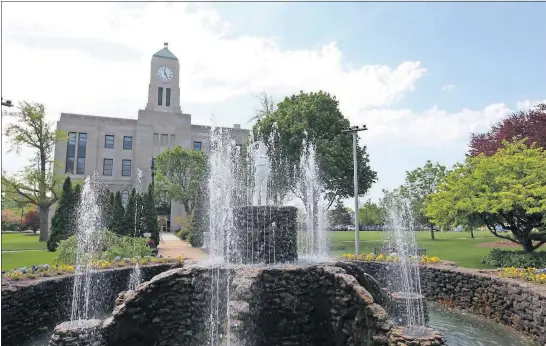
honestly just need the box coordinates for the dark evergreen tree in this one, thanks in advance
[122,188,137,236]
[143,183,159,245]
[112,191,125,235]
[135,192,144,237]
[107,192,115,230]
[189,181,207,247]
[47,177,73,251]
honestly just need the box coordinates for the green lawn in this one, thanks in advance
[329,230,506,269]
[1,233,55,271]
[1,233,47,251]
[1,251,57,271]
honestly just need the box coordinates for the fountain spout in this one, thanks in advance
[250,141,270,206]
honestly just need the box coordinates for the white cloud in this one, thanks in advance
[441,84,455,91]
[0,2,540,202]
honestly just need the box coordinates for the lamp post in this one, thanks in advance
[341,125,368,255]
[1,98,14,107]
[150,157,156,193]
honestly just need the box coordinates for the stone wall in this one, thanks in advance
[1,263,181,346]
[353,261,546,346]
[232,206,298,264]
[50,262,412,346]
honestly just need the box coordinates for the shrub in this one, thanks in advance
[55,230,151,265]
[481,249,546,268]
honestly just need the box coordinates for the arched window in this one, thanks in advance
[121,190,129,207]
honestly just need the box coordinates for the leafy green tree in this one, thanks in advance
[401,160,447,240]
[47,177,74,251]
[252,91,377,208]
[122,188,137,236]
[143,183,159,245]
[359,199,384,226]
[2,102,66,241]
[155,145,207,216]
[111,191,125,235]
[328,200,352,227]
[426,140,546,252]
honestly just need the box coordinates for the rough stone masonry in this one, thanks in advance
[49,262,446,346]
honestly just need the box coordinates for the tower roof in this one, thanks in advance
[153,42,178,60]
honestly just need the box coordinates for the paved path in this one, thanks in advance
[158,232,207,260]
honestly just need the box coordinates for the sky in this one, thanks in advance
[1,2,545,205]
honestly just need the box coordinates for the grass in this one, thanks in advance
[1,233,54,271]
[329,230,510,269]
[1,251,57,271]
[1,233,47,251]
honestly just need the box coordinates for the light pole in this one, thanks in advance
[342,125,368,255]
[1,98,13,107]
[150,157,156,193]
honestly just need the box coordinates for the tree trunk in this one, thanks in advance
[38,205,49,242]
[520,236,534,253]
[470,228,474,239]
[429,223,435,240]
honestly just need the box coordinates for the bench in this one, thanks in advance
[373,246,427,257]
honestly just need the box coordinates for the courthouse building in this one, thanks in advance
[52,43,249,231]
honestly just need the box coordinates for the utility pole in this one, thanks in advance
[341,125,368,255]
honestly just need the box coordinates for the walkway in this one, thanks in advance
[158,232,207,261]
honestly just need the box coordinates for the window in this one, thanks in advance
[103,158,113,176]
[193,141,202,151]
[160,134,168,146]
[157,87,163,106]
[123,136,133,150]
[153,133,159,145]
[170,134,175,146]
[121,190,129,207]
[76,158,85,175]
[105,135,114,149]
[76,133,87,174]
[166,88,171,107]
[122,159,132,177]
[65,132,77,173]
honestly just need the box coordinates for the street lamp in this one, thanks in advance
[341,125,368,255]
[150,157,156,193]
[1,98,14,107]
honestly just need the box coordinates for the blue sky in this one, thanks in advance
[2,2,545,205]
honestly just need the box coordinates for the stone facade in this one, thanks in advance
[51,43,249,231]
[353,261,546,346]
[0,263,181,346]
[232,206,298,264]
[48,262,445,346]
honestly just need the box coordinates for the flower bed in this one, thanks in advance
[497,267,546,285]
[1,255,184,281]
[342,253,441,265]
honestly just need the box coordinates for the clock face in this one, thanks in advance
[157,66,173,81]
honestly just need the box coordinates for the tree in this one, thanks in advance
[1,102,66,241]
[469,103,546,157]
[1,209,20,231]
[328,200,352,227]
[22,209,40,234]
[402,160,447,240]
[426,140,546,252]
[106,191,115,230]
[111,191,125,235]
[248,92,277,123]
[359,199,384,226]
[122,188,137,236]
[253,91,377,208]
[155,145,207,216]
[143,183,159,245]
[47,177,75,251]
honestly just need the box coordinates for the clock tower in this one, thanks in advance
[145,42,182,113]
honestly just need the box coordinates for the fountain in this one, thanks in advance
[49,127,446,346]
[70,173,105,323]
[127,169,144,291]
